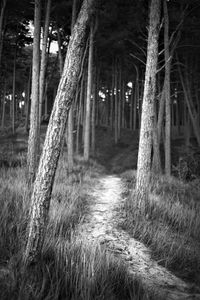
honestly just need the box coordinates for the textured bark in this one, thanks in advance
[24,0,94,264]
[39,0,51,126]
[67,0,78,171]
[136,0,161,205]
[164,0,171,176]
[84,19,94,161]
[27,0,41,187]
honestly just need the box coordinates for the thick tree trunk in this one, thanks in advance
[164,0,171,176]
[27,0,41,187]
[84,19,94,161]
[39,0,51,126]
[136,0,161,206]
[24,0,94,264]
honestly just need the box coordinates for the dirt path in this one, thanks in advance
[77,175,200,300]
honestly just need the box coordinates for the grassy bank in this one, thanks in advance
[121,170,200,287]
[0,153,149,300]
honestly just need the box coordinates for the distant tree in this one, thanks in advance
[24,0,95,265]
[135,0,161,206]
[0,0,7,70]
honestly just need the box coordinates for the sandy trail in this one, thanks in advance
[77,175,200,300]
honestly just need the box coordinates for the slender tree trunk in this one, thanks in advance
[66,0,78,171]
[56,25,64,76]
[91,69,96,155]
[24,0,94,265]
[84,18,94,161]
[0,0,7,69]
[136,0,161,206]
[25,67,32,133]
[114,59,118,144]
[12,44,17,134]
[164,0,171,176]
[27,0,41,187]
[1,80,6,129]
[39,0,51,126]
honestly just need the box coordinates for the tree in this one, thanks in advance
[164,0,171,176]
[135,0,161,206]
[24,0,95,265]
[27,0,41,187]
[0,0,7,70]
[84,17,95,161]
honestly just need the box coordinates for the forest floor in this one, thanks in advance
[0,125,200,299]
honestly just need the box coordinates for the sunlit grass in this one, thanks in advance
[121,170,200,285]
[0,155,148,299]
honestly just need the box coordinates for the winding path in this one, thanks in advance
[77,175,200,300]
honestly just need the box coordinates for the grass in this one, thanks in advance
[0,150,149,300]
[121,170,200,287]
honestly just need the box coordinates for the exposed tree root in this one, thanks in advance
[77,175,200,300]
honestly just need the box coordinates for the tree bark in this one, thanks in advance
[164,0,171,176]
[39,0,51,126]
[66,0,78,171]
[27,0,41,187]
[84,18,94,161]
[136,0,161,206]
[24,0,94,265]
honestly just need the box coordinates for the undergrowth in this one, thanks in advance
[121,170,200,286]
[0,154,148,299]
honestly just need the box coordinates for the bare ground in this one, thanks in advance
[76,174,200,300]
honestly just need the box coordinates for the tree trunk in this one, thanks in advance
[136,0,161,206]
[39,0,51,126]
[25,67,32,133]
[91,66,96,155]
[27,0,41,187]
[114,59,118,144]
[12,45,17,134]
[56,25,64,76]
[164,0,171,176]
[1,80,6,129]
[0,0,7,69]
[84,18,94,161]
[66,0,78,171]
[24,0,94,265]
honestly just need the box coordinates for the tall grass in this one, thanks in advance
[121,170,200,286]
[0,155,148,299]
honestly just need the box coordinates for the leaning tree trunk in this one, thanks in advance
[84,18,94,161]
[164,0,171,177]
[135,0,161,206]
[23,0,95,265]
[27,0,41,188]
